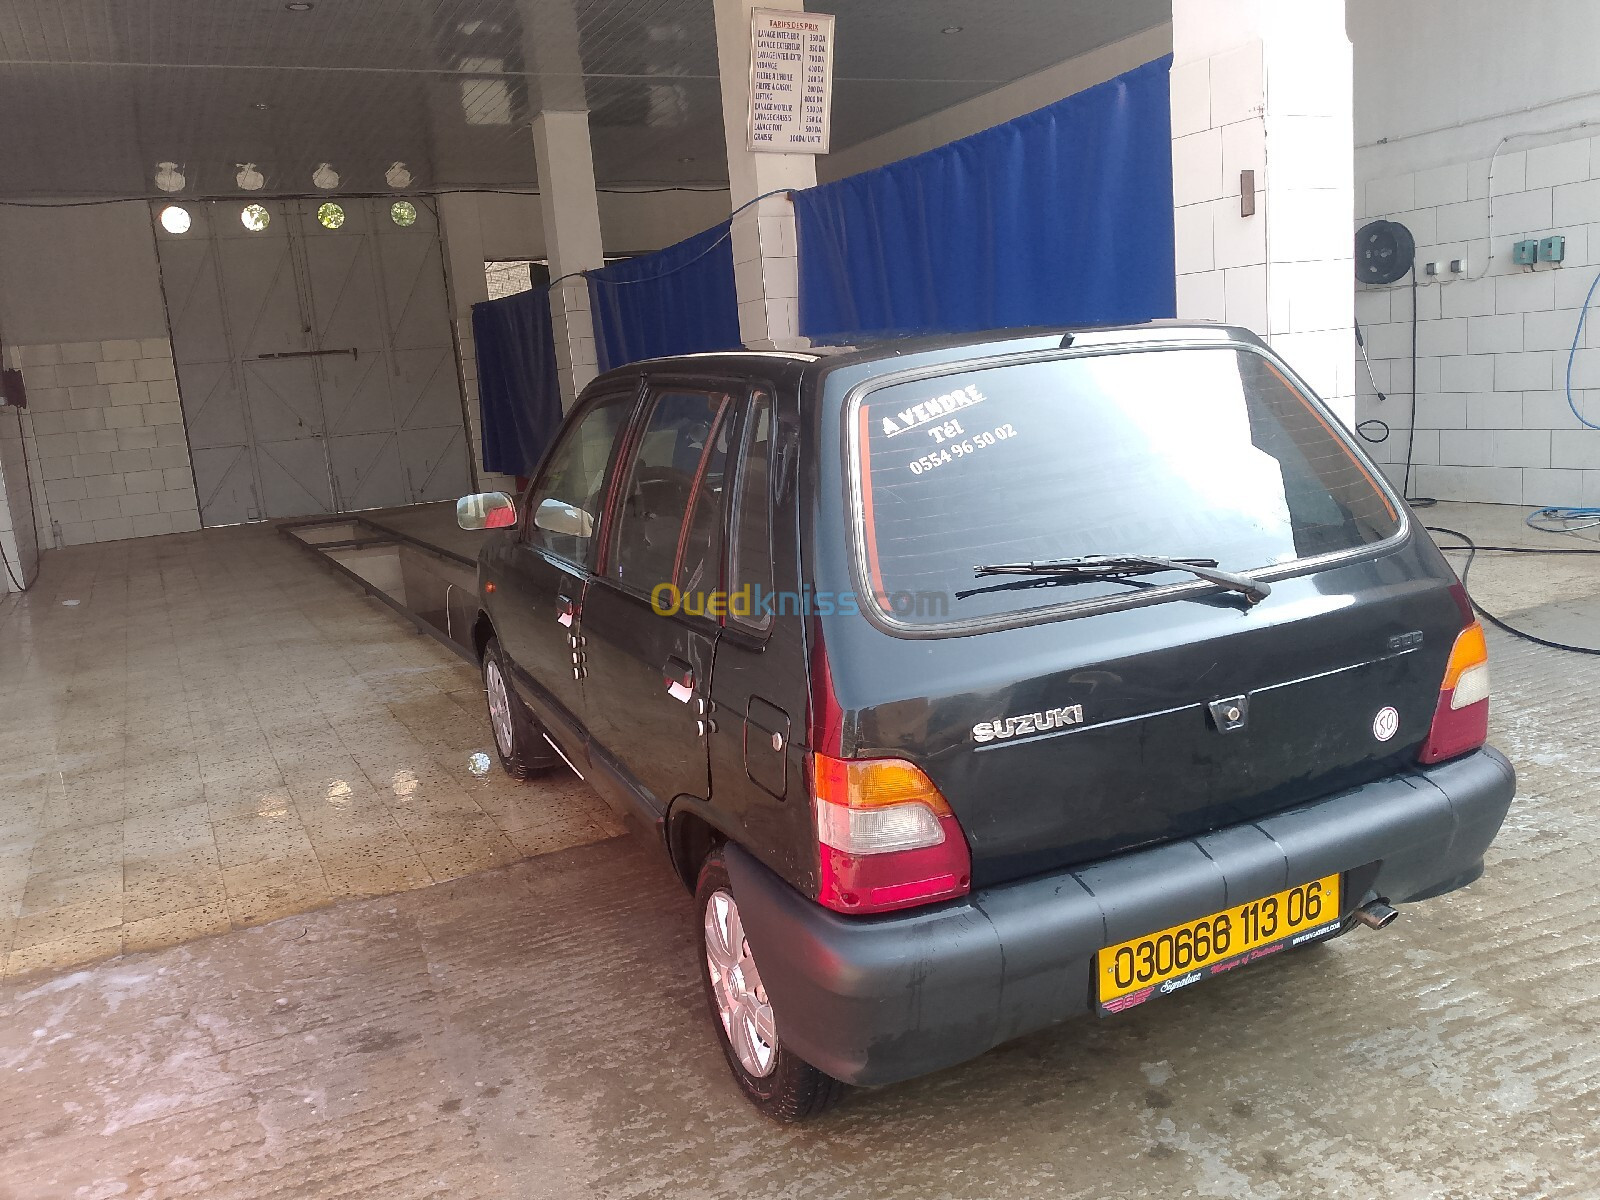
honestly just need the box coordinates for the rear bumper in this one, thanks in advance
[727,746,1515,1087]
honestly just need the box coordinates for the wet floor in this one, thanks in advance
[3,505,1600,1197]
[0,522,621,980]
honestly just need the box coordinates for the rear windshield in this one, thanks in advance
[850,346,1401,628]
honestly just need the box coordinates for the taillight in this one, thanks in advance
[811,753,972,915]
[1418,614,1490,765]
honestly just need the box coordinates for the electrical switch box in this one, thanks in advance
[1512,239,1540,266]
[1539,235,1566,263]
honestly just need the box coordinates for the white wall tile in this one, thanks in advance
[1355,288,1391,326]
[1495,269,1557,314]
[1211,198,1267,269]
[1224,264,1269,334]
[1495,350,1555,391]
[1416,318,1468,357]
[1174,203,1214,275]
[1525,309,1581,353]
[1414,162,1471,209]
[1435,198,1489,243]
[1487,151,1527,197]
[1209,44,1264,127]
[1172,129,1225,209]
[1466,391,1523,429]
[1175,271,1226,321]
[1415,393,1468,428]
[1169,58,1212,138]
[1526,139,1591,189]
[1365,172,1415,217]
[1438,277,1496,318]
[1361,319,1410,360]
[1493,188,1554,234]
[1468,313,1523,354]
[1523,390,1583,430]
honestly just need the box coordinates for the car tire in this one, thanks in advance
[696,848,845,1122]
[482,637,557,780]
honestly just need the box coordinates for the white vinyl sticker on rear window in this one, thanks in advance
[879,384,986,438]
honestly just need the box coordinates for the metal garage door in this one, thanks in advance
[153,198,473,526]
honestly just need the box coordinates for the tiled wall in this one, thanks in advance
[2,338,201,547]
[1355,132,1600,505]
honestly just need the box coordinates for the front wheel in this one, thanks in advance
[696,849,845,1121]
[482,637,557,780]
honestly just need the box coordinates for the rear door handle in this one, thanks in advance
[556,593,578,627]
[664,656,695,703]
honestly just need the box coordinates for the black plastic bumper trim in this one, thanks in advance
[726,746,1515,1087]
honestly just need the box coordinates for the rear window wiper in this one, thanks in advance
[971,555,1272,606]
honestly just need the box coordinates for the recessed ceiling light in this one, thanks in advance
[253,102,270,110]
[942,25,963,34]
[285,2,314,11]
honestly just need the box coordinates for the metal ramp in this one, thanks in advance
[280,503,483,660]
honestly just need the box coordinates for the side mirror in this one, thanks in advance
[457,491,517,530]
[534,497,594,538]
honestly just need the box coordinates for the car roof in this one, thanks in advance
[588,322,1267,391]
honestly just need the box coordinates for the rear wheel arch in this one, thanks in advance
[667,804,728,893]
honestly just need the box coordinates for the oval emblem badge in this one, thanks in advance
[1372,706,1400,742]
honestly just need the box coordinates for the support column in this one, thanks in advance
[713,0,816,351]
[532,112,604,410]
[436,192,513,492]
[1169,0,1357,425]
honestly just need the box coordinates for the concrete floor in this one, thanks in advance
[0,523,621,980]
[3,502,1600,1197]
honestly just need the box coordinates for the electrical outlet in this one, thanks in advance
[1539,235,1566,263]
[1512,239,1540,266]
[1450,259,1465,273]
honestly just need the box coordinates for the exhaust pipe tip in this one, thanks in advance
[1355,900,1399,930]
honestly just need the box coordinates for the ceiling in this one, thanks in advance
[0,0,1169,201]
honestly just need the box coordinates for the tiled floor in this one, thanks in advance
[0,521,623,980]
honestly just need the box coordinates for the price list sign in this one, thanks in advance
[747,9,835,154]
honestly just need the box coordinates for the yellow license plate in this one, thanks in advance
[1096,873,1342,1014]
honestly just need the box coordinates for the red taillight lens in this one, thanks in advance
[1418,619,1490,764]
[811,753,972,915]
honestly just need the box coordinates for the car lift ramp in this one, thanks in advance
[280,504,484,662]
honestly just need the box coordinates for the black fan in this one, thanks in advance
[1355,219,1415,285]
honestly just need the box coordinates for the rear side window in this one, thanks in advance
[610,387,731,592]
[850,346,1401,629]
[729,391,775,633]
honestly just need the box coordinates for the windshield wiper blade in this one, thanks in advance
[972,554,1272,606]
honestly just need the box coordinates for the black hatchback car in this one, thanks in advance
[457,324,1514,1121]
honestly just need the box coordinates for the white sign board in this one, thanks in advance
[747,8,835,154]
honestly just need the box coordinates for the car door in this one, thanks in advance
[491,387,635,758]
[702,386,818,881]
[579,380,739,816]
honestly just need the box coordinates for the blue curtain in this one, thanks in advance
[472,287,563,478]
[793,56,1176,342]
[588,221,742,371]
